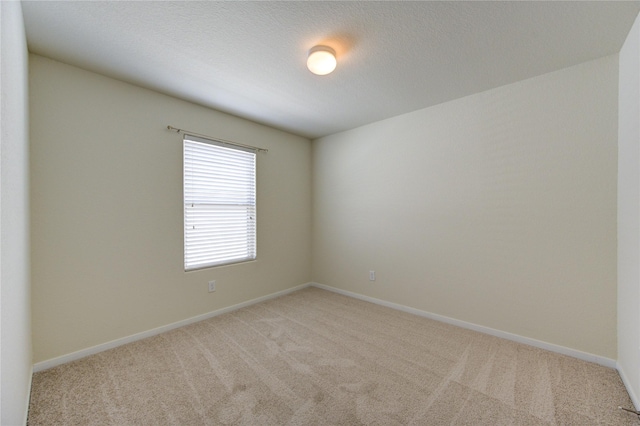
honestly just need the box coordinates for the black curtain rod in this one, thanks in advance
[167,125,268,153]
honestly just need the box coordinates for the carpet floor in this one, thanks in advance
[28,287,639,425]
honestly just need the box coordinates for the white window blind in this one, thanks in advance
[184,136,256,271]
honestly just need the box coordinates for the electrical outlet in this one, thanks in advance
[208,280,216,292]
[369,270,376,281]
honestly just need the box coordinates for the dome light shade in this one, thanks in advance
[307,45,337,75]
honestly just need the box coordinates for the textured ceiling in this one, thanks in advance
[21,1,640,139]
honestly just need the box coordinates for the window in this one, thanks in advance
[183,135,256,270]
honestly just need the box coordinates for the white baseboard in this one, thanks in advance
[310,282,617,369]
[33,282,312,373]
[33,281,618,374]
[617,363,640,411]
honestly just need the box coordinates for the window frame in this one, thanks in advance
[183,135,257,271]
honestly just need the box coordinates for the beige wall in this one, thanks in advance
[312,55,618,359]
[30,55,311,363]
[618,11,640,408]
[1,1,32,424]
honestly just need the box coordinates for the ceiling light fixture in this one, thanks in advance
[307,45,337,76]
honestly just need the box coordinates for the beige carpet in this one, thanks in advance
[29,287,639,425]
